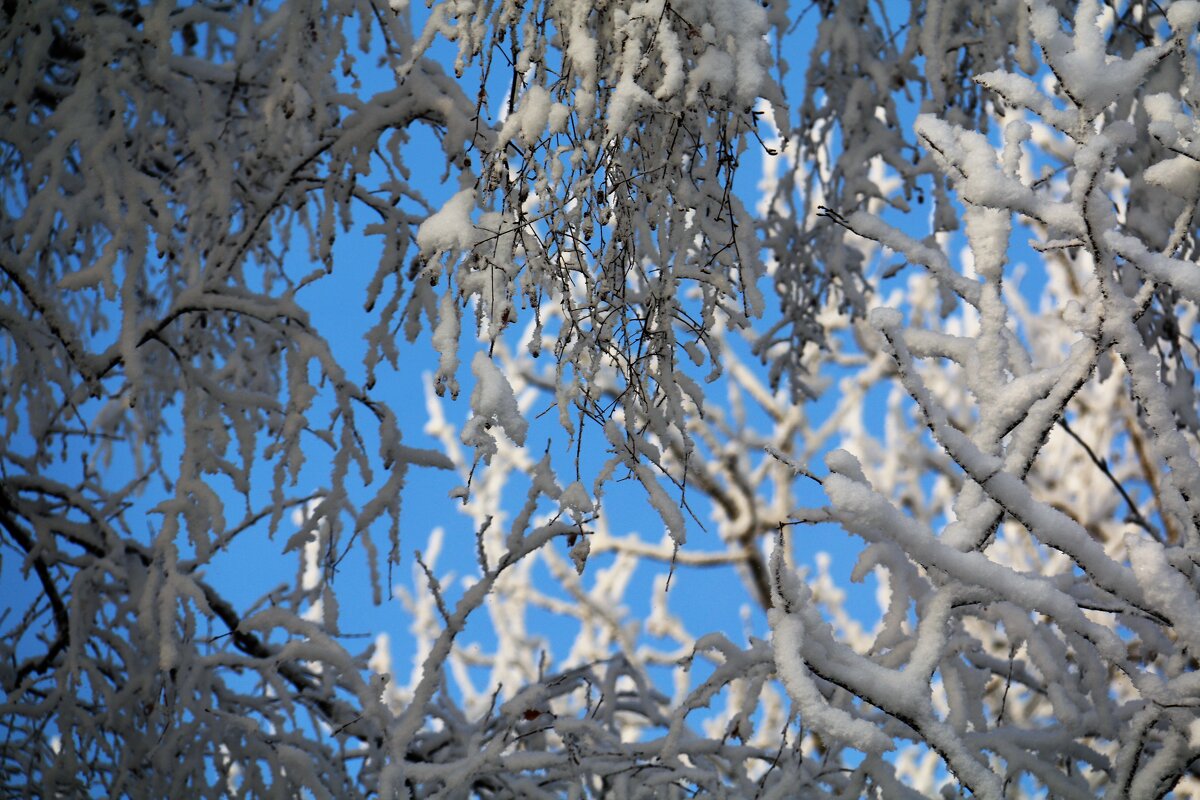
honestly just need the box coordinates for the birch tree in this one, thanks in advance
[3,0,1200,797]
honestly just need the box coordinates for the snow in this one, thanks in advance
[1106,231,1200,304]
[606,43,656,142]
[867,307,903,330]
[1167,1,1200,32]
[460,352,528,463]
[432,290,461,399]
[823,470,1127,661]
[770,608,895,754]
[558,481,593,518]
[1028,0,1172,118]
[963,206,1008,281]
[416,189,476,255]
[547,102,569,135]
[702,0,770,105]
[687,48,736,105]
[652,24,685,101]
[1144,155,1200,198]
[1127,535,1200,655]
[497,84,553,148]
